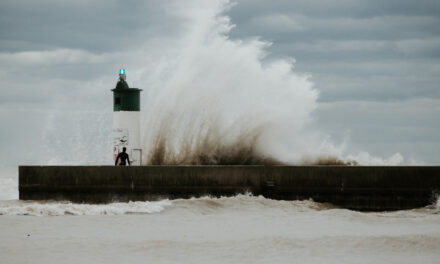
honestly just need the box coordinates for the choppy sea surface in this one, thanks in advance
[1,166,439,264]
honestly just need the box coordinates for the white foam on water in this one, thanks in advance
[1,193,438,217]
[0,194,328,216]
[0,200,172,216]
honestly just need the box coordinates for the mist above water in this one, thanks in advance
[140,1,347,165]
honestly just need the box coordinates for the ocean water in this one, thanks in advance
[1,166,439,264]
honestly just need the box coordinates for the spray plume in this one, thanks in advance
[139,1,347,165]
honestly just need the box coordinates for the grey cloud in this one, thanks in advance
[229,0,440,20]
[315,98,440,164]
[249,14,304,32]
[0,0,180,53]
[232,14,440,42]
[299,59,440,101]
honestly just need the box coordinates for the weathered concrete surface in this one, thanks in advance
[19,166,440,211]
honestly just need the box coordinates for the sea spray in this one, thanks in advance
[139,1,328,165]
[138,1,403,165]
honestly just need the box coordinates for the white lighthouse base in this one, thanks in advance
[112,111,142,166]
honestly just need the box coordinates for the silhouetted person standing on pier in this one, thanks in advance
[115,147,130,166]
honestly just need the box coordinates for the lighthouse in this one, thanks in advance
[112,69,142,165]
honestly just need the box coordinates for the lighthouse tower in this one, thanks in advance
[112,69,142,165]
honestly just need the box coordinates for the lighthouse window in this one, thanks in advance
[115,97,121,105]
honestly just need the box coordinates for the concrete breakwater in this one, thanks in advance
[19,165,440,211]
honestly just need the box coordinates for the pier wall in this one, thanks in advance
[19,166,440,211]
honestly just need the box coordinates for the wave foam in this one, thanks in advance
[1,193,438,217]
[0,200,172,216]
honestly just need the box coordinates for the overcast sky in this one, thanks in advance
[0,0,439,165]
